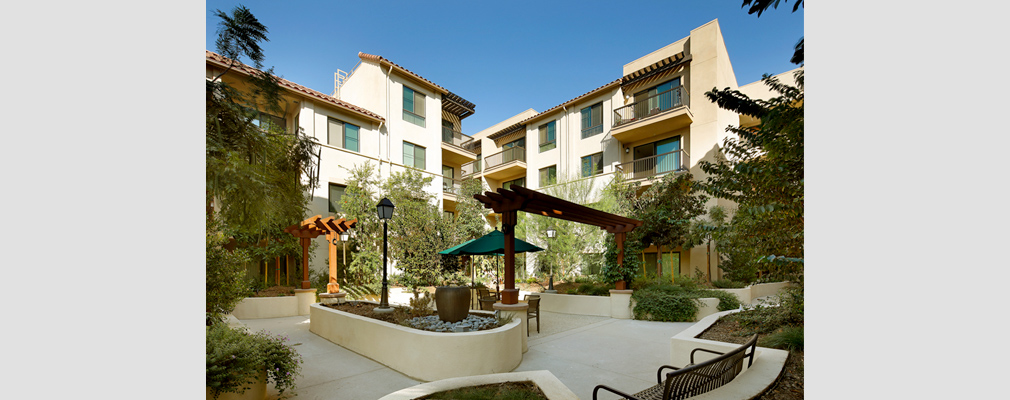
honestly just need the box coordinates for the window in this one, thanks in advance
[538,121,556,152]
[442,165,455,192]
[403,86,426,127]
[581,102,603,138]
[403,141,426,170]
[328,183,346,213]
[539,165,557,187]
[502,138,525,163]
[503,177,525,190]
[633,77,682,117]
[327,118,359,152]
[581,152,603,177]
[246,108,286,132]
[443,211,455,220]
[633,136,681,176]
[442,120,454,143]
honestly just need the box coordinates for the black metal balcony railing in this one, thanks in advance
[484,146,526,170]
[613,86,689,128]
[461,160,481,177]
[442,177,461,194]
[615,149,690,180]
[441,127,475,150]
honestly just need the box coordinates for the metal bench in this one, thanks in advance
[592,334,758,400]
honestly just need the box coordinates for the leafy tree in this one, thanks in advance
[338,162,382,287]
[632,173,708,257]
[518,174,608,282]
[701,70,804,281]
[205,6,318,321]
[685,205,729,282]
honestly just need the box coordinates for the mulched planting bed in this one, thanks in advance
[416,381,548,400]
[250,285,296,297]
[321,302,505,332]
[697,319,803,400]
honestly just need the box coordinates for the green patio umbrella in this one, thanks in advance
[439,228,545,298]
[438,228,544,256]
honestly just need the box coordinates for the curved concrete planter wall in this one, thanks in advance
[378,370,577,400]
[309,303,523,382]
[713,282,792,305]
[669,310,789,400]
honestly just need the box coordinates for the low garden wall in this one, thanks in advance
[309,303,523,382]
[714,282,792,305]
[668,310,788,400]
[230,290,317,319]
[537,291,721,322]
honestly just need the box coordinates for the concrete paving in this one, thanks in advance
[239,306,693,400]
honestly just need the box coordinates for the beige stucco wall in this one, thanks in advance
[309,304,523,382]
[231,297,299,319]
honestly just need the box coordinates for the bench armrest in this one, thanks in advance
[593,384,643,400]
[690,347,725,364]
[656,365,680,384]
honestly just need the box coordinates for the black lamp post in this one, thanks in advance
[376,197,395,312]
[546,227,557,293]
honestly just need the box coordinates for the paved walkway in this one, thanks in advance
[239,310,693,400]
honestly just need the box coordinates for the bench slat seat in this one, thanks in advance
[593,334,758,400]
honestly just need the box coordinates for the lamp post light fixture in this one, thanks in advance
[375,197,395,313]
[545,227,557,293]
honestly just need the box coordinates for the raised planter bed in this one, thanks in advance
[713,282,792,305]
[668,310,789,400]
[309,302,522,382]
[378,370,577,400]
[230,289,317,319]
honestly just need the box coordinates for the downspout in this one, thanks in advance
[561,106,568,180]
[383,64,393,181]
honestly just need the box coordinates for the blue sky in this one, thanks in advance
[205,0,803,133]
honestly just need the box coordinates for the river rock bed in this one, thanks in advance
[403,314,501,332]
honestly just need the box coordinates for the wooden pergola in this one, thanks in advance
[284,215,357,290]
[474,186,642,304]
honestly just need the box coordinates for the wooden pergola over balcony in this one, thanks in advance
[284,215,357,290]
[474,186,642,304]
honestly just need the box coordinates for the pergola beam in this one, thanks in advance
[473,186,642,304]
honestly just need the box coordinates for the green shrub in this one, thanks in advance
[206,223,253,325]
[712,279,747,289]
[630,281,742,321]
[206,324,302,399]
[631,289,699,322]
[760,325,803,351]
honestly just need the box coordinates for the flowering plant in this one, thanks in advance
[206,324,302,399]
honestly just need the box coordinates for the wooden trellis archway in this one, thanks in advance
[284,215,357,290]
[474,185,642,304]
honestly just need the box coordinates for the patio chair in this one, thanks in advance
[525,295,540,335]
[478,295,497,311]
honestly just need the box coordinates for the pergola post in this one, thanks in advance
[501,210,518,304]
[300,237,311,289]
[326,232,339,293]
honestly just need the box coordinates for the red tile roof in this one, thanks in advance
[488,79,621,141]
[358,52,449,95]
[206,51,384,123]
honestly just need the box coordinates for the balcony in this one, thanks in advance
[615,149,690,183]
[611,86,693,144]
[441,127,478,165]
[461,159,481,178]
[442,177,461,205]
[483,146,526,180]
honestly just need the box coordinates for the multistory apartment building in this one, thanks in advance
[207,50,479,277]
[207,18,798,282]
[465,19,798,281]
